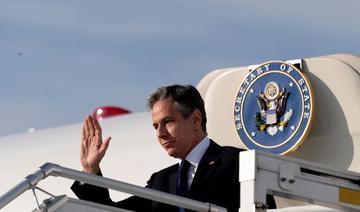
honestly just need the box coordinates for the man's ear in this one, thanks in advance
[192,109,202,130]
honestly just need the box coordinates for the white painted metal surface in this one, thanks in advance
[239,150,360,212]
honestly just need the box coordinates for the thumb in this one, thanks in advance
[100,136,111,153]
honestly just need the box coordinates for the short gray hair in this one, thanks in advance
[147,84,207,133]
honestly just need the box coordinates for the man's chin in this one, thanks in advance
[166,149,181,159]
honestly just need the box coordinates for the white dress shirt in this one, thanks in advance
[182,136,210,189]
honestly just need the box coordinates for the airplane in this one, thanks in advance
[0,53,359,211]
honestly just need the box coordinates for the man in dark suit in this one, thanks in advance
[71,84,276,211]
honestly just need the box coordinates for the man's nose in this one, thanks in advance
[156,124,167,138]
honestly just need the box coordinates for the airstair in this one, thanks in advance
[0,162,226,212]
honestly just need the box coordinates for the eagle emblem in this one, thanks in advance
[255,82,293,136]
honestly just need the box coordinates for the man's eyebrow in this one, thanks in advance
[153,114,174,124]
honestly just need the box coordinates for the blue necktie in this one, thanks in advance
[177,160,191,212]
[177,160,191,197]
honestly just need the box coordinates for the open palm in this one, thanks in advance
[80,116,111,174]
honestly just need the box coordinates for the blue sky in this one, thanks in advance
[1,1,360,136]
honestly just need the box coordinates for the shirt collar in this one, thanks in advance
[184,136,210,167]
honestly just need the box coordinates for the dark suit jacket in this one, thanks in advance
[71,140,276,211]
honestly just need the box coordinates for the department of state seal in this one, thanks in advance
[234,61,314,155]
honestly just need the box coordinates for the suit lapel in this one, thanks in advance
[189,140,221,192]
[168,164,179,194]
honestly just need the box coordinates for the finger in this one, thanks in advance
[80,139,87,156]
[88,116,95,138]
[81,117,92,151]
[100,137,111,153]
[99,137,111,157]
[85,116,94,148]
[81,137,90,150]
[83,116,90,139]
[81,117,87,142]
[93,117,103,145]
[85,116,95,149]
[104,136,111,145]
[80,135,89,163]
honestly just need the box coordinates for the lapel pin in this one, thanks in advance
[209,161,215,166]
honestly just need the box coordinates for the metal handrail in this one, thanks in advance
[0,163,227,212]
